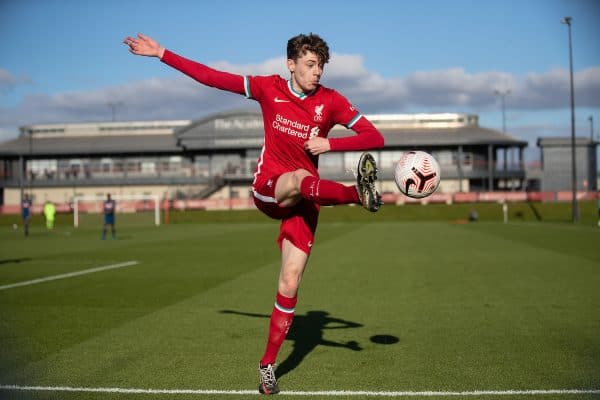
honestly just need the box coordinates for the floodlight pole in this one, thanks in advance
[107,101,124,122]
[592,115,598,193]
[494,89,511,188]
[562,16,579,222]
[28,129,33,194]
[494,89,510,133]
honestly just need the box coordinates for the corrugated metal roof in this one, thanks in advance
[0,110,528,157]
[175,110,527,150]
[331,126,527,147]
[536,137,595,146]
[0,134,179,157]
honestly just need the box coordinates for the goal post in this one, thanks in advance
[73,194,161,228]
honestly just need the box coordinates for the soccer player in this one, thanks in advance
[102,193,116,239]
[43,200,56,230]
[124,32,384,394]
[597,190,600,227]
[21,194,32,236]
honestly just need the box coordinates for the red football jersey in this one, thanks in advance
[245,75,361,180]
[161,49,383,187]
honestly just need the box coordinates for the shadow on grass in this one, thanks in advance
[0,258,32,265]
[220,309,363,379]
[527,200,543,221]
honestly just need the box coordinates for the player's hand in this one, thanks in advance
[304,137,330,155]
[123,33,164,58]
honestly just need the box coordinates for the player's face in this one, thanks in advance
[288,50,323,94]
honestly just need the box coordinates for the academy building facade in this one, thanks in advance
[0,111,530,208]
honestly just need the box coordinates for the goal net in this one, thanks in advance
[73,194,161,228]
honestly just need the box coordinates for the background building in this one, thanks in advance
[0,111,538,207]
[537,137,598,192]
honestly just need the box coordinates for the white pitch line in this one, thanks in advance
[0,261,139,291]
[0,385,599,397]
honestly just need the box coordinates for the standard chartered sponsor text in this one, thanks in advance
[273,114,310,139]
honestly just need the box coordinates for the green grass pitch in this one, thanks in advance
[0,202,599,399]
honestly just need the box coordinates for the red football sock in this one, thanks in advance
[260,292,297,366]
[300,176,359,205]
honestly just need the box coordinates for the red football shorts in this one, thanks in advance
[252,174,320,254]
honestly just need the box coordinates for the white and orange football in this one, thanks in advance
[394,151,441,199]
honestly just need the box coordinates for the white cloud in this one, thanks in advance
[0,69,15,94]
[0,56,599,142]
[212,56,288,77]
[0,68,31,94]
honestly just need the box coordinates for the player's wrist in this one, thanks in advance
[327,138,338,151]
[158,47,165,59]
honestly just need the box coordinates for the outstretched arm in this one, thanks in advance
[123,33,165,59]
[123,33,245,95]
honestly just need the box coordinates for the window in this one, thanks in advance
[100,158,113,173]
[319,153,342,174]
[212,154,242,176]
[194,156,210,177]
[379,151,404,170]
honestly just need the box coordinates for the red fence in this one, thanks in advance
[1,191,598,215]
[382,191,597,205]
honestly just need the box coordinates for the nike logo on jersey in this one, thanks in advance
[274,97,290,103]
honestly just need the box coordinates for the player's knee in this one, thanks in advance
[293,169,312,189]
[276,169,314,206]
[278,268,302,295]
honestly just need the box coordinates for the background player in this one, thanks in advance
[124,32,384,394]
[43,200,56,230]
[21,194,32,237]
[597,190,600,227]
[102,193,116,240]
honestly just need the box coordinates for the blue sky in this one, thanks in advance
[1,0,599,161]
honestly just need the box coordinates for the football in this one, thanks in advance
[394,151,441,198]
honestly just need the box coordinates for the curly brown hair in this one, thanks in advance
[287,33,330,66]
